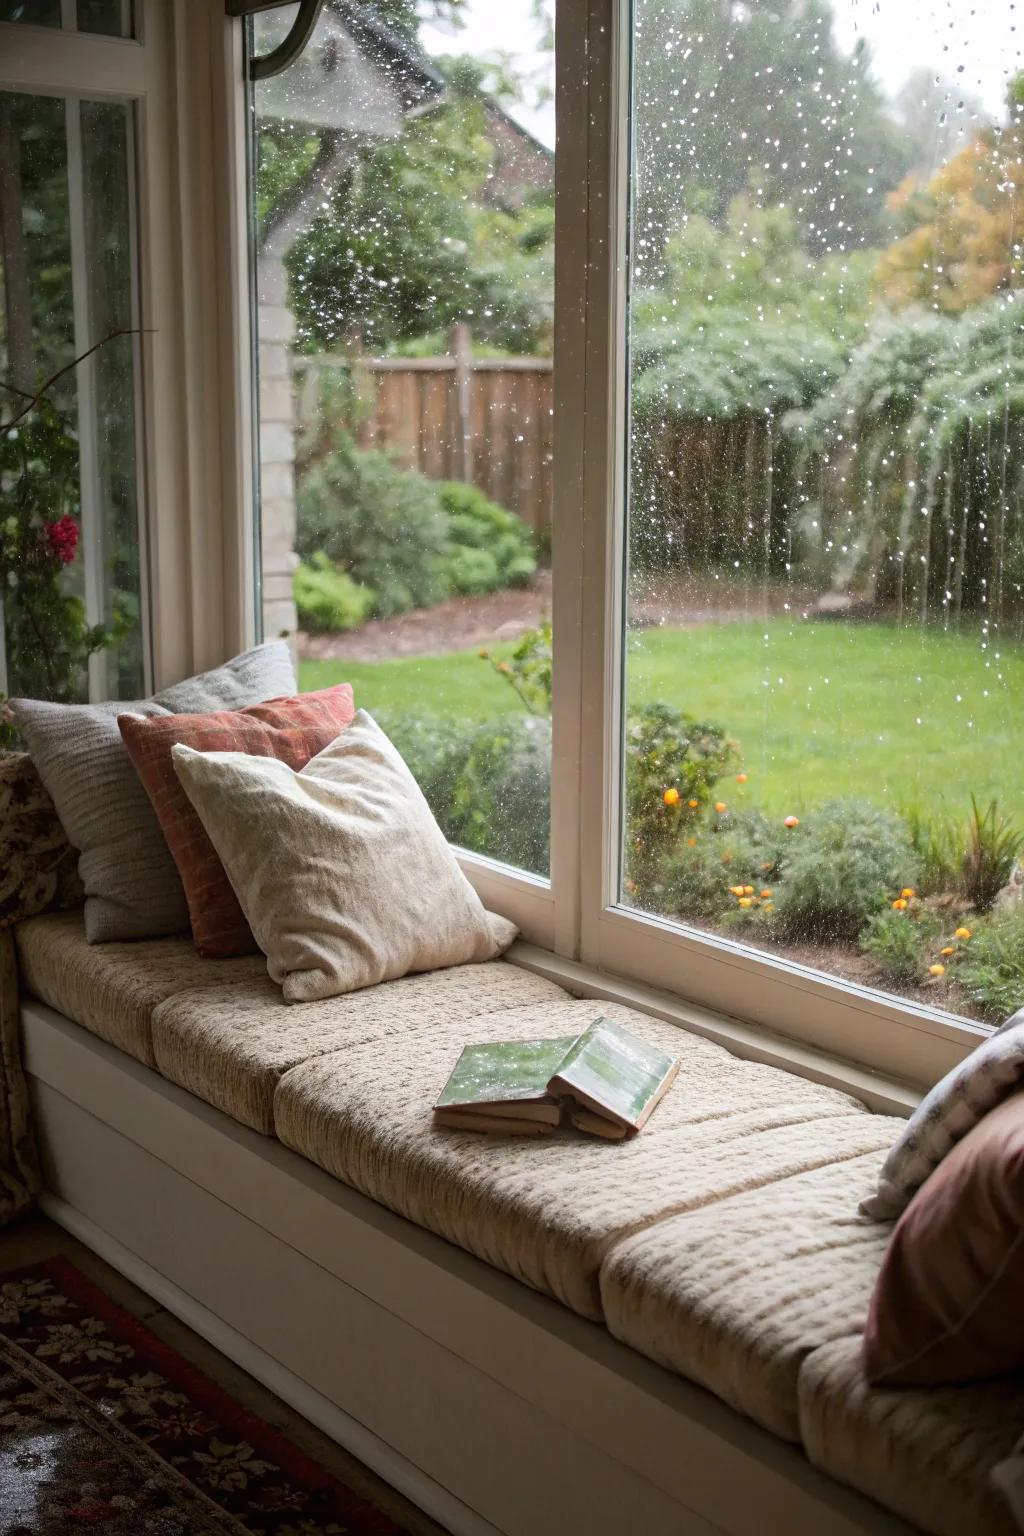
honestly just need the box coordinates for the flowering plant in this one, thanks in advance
[0,393,112,740]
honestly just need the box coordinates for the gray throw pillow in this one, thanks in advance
[10,641,296,943]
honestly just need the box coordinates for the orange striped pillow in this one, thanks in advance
[118,686,355,958]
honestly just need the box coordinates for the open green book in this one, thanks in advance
[433,1019,679,1139]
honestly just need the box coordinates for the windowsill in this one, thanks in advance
[507,939,922,1119]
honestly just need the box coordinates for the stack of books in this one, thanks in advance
[433,1017,679,1139]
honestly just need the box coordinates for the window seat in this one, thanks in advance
[16,910,1023,1536]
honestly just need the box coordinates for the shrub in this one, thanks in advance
[860,906,944,986]
[482,622,552,714]
[294,554,376,633]
[962,797,1024,913]
[624,703,738,895]
[445,544,501,597]
[297,435,452,618]
[380,711,550,878]
[644,837,736,921]
[439,481,536,590]
[771,800,920,943]
[954,907,1024,1021]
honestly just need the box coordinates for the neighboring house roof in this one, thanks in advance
[480,100,554,209]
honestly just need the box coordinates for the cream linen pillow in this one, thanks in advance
[171,711,517,1002]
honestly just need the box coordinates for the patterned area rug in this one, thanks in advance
[0,1257,407,1535]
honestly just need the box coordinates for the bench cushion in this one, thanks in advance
[599,1149,896,1441]
[151,963,568,1134]
[15,911,266,1067]
[273,999,896,1321]
[799,1335,1023,1536]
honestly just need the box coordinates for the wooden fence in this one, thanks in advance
[295,326,554,538]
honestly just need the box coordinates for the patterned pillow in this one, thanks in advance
[0,752,83,929]
[861,1007,1024,1220]
[9,641,296,944]
[118,685,355,958]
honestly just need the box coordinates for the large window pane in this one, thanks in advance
[623,0,1024,1025]
[250,0,554,876]
[0,1,134,32]
[0,88,145,720]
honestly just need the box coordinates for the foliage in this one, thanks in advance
[644,837,736,922]
[439,481,536,592]
[770,800,920,943]
[875,91,1024,314]
[0,398,113,736]
[954,906,1024,1020]
[962,797,1024,912]
[381,710,550,877]
[859,905,944,985]
[272,68,553,357]
[787,297,1024,613]
[297,431,451,617]
[903,803,962,897]
[296,400,536,623]
[623,702,738,895]
[631,0,911,273]
[481,621,551,715]
[293,554,376,633]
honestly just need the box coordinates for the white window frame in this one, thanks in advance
[548,0,989,1092]
[0,0,255,693]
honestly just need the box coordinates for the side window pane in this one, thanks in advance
[251,2,555,877]
[623,1,1023,1025]
[0,89,146,719]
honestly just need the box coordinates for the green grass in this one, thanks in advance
[301,618,1024,818]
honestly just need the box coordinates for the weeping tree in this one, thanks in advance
[787,298,1024,625]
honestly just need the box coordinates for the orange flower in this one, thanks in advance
[742,885,754,896]
[715,801,727,814]
[663,787,680,807]
[784,815,800,829]
[760,888,773,899]
[761,861,773,871]
[929,963,946,977]
[738,897,753,909]
[736,772,748,784]
[497,661,511,674]
[955,927,972,941]
[729,885,746,897]
[940,945,955,957]
[901,887,916,899]
[763,902,774,913]
[687,799,699,810]
[686,837,697,847]
[892,898,908,911]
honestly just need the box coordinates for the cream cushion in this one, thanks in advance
[273,998,897,1321]
[172,712,516,1003]
[151,964,568,1134]
[15,911,267,1066]
[600,1149,896,1441]
[799,1334,1024,1536]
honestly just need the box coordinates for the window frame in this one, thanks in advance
[232,0,991,1090]
[0,0,255,693]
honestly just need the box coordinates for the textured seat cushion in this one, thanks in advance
[600,1148,897,1441]
[273,999,894,1321]
[799,1334,1024,1536]
[15,912,267,1067]
[151,963,568,1134]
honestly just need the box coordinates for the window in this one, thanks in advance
[610,0,1024,1043]
[249,0,555,884]
[0,85,146,715]
[0,1,134,35]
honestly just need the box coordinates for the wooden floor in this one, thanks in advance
[0,1210,448,1536]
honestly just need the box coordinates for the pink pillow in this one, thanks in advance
[119,686,355,957]
[864,1089,1024,1387]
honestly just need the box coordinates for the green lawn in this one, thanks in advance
[301,618,1024,818]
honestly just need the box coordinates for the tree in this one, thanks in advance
[875,84,1024,314]
[631,0,912,279]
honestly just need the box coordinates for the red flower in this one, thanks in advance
[44,515,79,565]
